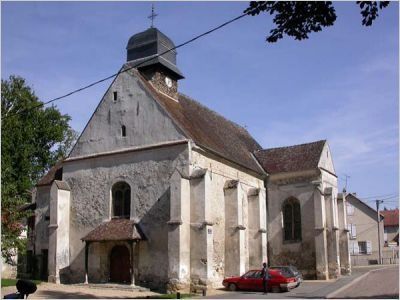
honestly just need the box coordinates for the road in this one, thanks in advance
[331,265,399,299]
[201,265,399,299]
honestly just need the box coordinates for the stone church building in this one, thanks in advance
[28,27,350,291]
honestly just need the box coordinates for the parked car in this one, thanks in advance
[270,265,303,287]
[222,269,298,292]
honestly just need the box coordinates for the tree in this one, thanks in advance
[244,1,390,43]
[1,75,77,264]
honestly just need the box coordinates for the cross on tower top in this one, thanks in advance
[148,4,158,28]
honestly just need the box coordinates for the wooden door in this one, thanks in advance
[109,245,131,283]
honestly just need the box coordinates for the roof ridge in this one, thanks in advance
[256,139,327,152]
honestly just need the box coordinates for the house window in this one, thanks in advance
[358,241,372,254]
[283,198,301,241]
[347,223,357,239]
[113,91,118,101]
[346,203,354,216]
[112,182,130,218]
[121,125,126,137]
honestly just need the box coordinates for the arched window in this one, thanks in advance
[112,182,130,218]
[121,125,126,137]
[283,198,301,241]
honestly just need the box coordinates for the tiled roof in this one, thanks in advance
[254,140,326,174]
[381,209,399,227]
[36,161,63,186]
[135,69,264,174]
[82,219,146,242]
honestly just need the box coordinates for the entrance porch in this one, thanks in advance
[81,219,146,286]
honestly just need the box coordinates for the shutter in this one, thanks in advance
[352,224,357,238]
[354,242,359,254]
[366,241,372,254]
[346,203,354,215]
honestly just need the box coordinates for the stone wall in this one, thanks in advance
[61,143,189,287]
[69,68,185,158]
[33,185,51,258]
[267,173,319,279]
[140,67,179,100]
[189,148,266,288]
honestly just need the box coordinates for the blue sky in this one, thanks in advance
[2,1,399,208]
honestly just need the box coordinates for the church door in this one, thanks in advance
[109,245,131,283]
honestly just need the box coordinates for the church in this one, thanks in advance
[28,26,351,292]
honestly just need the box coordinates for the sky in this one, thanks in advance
[2,1,399,209]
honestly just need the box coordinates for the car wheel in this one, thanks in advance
[228,283,237,291]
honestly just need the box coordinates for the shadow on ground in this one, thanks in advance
[33,291,140,299]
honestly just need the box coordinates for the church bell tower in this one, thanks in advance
[126,27,184,99]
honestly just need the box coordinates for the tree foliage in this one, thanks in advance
[1,75,77,263]
[244,1,390,43]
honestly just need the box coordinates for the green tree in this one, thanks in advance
[245,1,390,43]
[1,75,77,264]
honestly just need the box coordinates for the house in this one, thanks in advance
[27,27,350,291]
[255,141,350,279]
[381,208,399,247]
[345,193,385,265]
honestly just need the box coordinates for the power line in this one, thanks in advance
[2,9,254,121]
[363,195,399,202]
[357,193,397,200]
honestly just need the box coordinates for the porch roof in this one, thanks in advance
[82,219,146,242]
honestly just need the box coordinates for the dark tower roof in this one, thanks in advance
[126,27,184,79]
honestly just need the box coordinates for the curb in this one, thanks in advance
[325,266,394,299]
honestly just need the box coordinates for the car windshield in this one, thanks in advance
[270,266,295,277]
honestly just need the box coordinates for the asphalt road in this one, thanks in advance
[332,265,399,299]
[201,265,399,299]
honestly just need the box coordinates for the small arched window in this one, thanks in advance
[121,125,126,137]
[112,182,130,218]
[283,198,302,241]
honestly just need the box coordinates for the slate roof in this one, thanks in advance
[36,161,63,186]
[254,140,326,174]
[134,69,264,175]
[381,209,399,227]
[82,219,146,242]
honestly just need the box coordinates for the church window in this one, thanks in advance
[113,91,118,102]
[112,182,131,218]
[121,125,126,137]
[283,198,302,241]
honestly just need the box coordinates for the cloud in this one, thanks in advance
[258,53,398,182]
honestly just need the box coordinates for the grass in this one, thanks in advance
[1,278,42,288]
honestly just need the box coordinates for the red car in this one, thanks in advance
[222,269,298,292]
